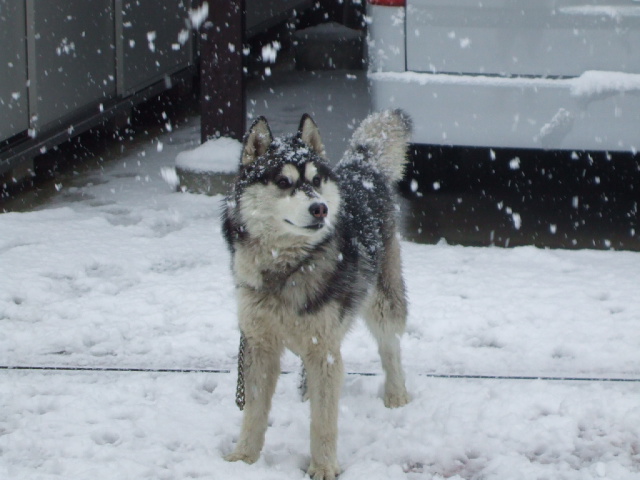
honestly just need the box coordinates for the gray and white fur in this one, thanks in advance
[222,110,412,480]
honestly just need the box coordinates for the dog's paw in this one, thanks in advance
[384,389,411,409]
[224,449,260,464]
[308,461,341,480]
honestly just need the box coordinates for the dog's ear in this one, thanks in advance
[298,114,326,158]
[241,116,273,166]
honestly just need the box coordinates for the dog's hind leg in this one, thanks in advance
[225,334,282,464]
[364,238,411,408]
[368,315,410,408]
[365,294,410,408]
[303,344,343,480]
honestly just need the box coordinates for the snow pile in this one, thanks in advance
[570,70,640,98]
[176,136,241,174]
[1,115,640,479]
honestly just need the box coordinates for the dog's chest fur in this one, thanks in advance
[231,235,355,346]
[233,235,330,287]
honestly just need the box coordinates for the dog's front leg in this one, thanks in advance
[225,335,281,464]
[303,347,343,480]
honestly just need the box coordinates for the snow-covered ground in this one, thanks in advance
[2,71,640,479]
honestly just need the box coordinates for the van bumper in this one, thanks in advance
[370,70,640,153]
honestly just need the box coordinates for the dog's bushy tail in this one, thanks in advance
[344,109,412,182]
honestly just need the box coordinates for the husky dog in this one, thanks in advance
[222,110,412,479]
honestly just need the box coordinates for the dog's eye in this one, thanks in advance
[312,176,322,188]
[275,177,292,189]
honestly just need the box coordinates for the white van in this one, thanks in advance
[367,0,640,153]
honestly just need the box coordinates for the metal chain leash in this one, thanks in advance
[235,332,246,411]
[298,363,308,401]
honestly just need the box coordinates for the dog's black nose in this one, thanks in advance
[309,202,328,218]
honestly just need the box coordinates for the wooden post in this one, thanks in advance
[200,0,245,143]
